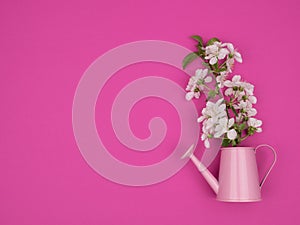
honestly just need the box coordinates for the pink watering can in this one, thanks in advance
[182,144,276,202]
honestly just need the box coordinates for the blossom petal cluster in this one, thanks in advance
[185,68,212,101]
[224,75,262,139]
[205,42,229,65]
[205,42,242,68]
[183,36,263,148]
[197,99,237,148]
[224,75,261,124]
[204,41,242,88]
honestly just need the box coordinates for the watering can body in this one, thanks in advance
[183,145,276,202]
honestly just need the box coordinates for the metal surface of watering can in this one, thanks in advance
[182,144,276,202]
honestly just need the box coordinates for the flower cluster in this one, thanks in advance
[183,36,262,148]
[222,75,262,146]
[224,75,258,120]
[205,41,242,88]
[185,68,212,100]
[184,38,243,98]
[197,99,237,148]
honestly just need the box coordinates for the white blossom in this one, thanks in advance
[238,101,257,117]
[214,118,236,140]
[223,43,243,73]
[243,82,254,96]
[216,72,227,88]
[224,75,256,105]
[248,118,263,133]
[197,98,226,123]
[224,75,242,89]
[226,58,235,73]
[235,113,244,123]
[238,95,257,108]
[184,39,262,147]
[201,133,211,149]
[226,43,243,63]
[185,69,212,101]
[197,98,238,147]
[224,75,245,97]
[185,91,200,101]
[205,42,229,65]
[227,129,237,140]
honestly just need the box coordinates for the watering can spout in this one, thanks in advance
[182,144,219,195]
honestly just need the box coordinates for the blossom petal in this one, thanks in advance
[219,117,228,125]
[204,139,210,148]
[226,43,234,52]
[249,95,257,104]
[209,57,218,65]
[205,55,212,60]
[195,69,202,78]
[197,116,205,123]
[235,52,243,63]
[214,131,223,138]
[247,118,254,127]
[225,88,233,96]
[185,92,194,101]
[232,75,241,82]
[218,48,229,59]
[228,118,235,127]
[227,129,237,140]
[248,108,257,116]
[216,98,224,106]
[255,119,263,127]
[219,103,226,111]
[224,80,232,87]
[204,76,212,83]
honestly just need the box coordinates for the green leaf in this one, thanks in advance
[208,90,216,98]
[206,37,221,46]
[212,62,218,70]
[239,123,246,131]
[197,49,206,59]
[222,138,231,147]
[231,140,237,146]
[202,62,210,68]
[191,35,203,46]
[219,67,227,72]
[247,126,256,136]
[236,138,241,145]
[182,52,199,69]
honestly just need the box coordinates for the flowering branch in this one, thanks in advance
[183,35,262,148]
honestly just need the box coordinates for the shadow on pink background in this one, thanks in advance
[1,0,299,224]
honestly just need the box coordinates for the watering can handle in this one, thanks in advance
[255,144,277,188]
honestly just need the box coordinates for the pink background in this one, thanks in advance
[1,0,299,224]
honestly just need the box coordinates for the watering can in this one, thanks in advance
[182,144,276,202]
